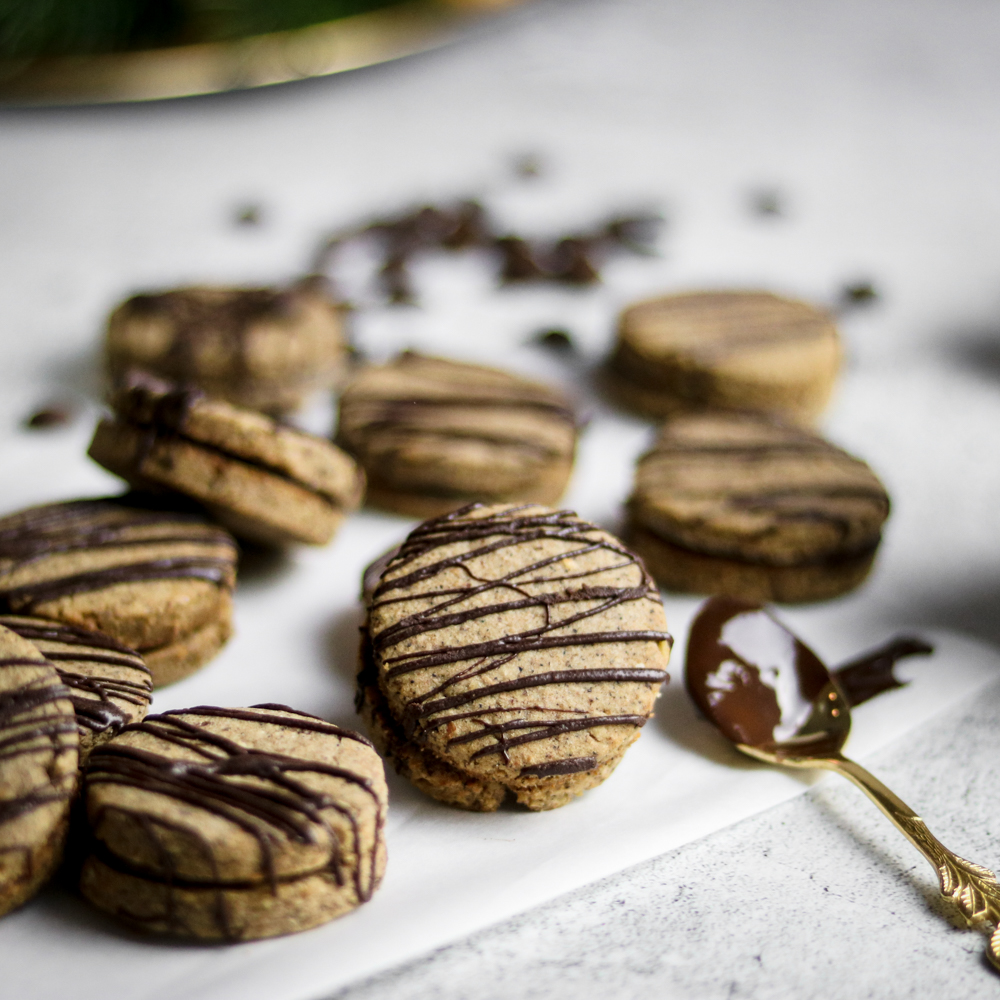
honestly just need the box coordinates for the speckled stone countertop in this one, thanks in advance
[332,679,1000,999]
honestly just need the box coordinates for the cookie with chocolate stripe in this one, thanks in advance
[358,503,671,811]
[89,377,365,546]
[626,411,890,602]
[0,615,151,762]
[105,280,348,414]
[79,704,387,941]
[0,497,237,687]
[606,291,841,426]
[0,623,78,916]
[336,352,578,518]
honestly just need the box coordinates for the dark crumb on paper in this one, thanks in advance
[313,202,664,303]
[750,189,783,218]
[24,405,73,430]
[531,328,575,352]
[496,236,548,283]
[840,281,879,307]
[234,204,263,227]
[513,153,542,179]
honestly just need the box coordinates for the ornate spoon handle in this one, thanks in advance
[814,751,1000,969]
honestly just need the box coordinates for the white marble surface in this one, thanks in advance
[329,678,1000,1000]
[2,0,1000,996]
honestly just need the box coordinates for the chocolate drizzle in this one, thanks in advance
[833,636,933,708]
[368,504,671,776]
[0,655,77,829]
[84,704,383,941]
[0,499,237,612]
[631,412,890,565]
[0,616,152,740]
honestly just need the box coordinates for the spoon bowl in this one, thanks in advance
[686,596,1000,971]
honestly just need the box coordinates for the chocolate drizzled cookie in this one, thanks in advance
[607,291,841,426]
[79,704,387,941]
[0,498,238,687]
[358,503,671,811]
[337,353,578,518]
[105,281,348,414]
[89,377,365,546]
[626,411,890,602]
[0,616,151,761]
[0,623,78,917]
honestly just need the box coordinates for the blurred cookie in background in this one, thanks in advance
[336,352,579,518]
[626,411,890,603]
[606,290,840,426]
[105,278,348,414]
[0,497,237,687]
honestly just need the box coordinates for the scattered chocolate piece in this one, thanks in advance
[749,188,784,217]
[549,237,600,284]
[24,405,73,430]
[513,153,542,179]
[832,636,933,708]
[234,204,262,226]
[531,328,575,352]
[496,236,548,283]
[840,281,879,307]
[314,202,663,303]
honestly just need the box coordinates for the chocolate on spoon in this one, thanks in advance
[685,596,1000,971]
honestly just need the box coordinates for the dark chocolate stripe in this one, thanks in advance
[412,671,666,719]
[0,557,233,608]
[521,755,598,778]
[0,660,76,826]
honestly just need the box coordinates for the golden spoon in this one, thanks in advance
[685,596,1000,970]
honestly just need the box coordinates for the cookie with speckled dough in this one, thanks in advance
[336,352,578,518]
[105,280,348,414]
[88,377,365,546]
[606,290,841,426]
[357,503,672,812]
[0,615,152,762]
[0,623,78,917]
[0,497,237,687]
[79,704,387,941]
[626,410,890,603]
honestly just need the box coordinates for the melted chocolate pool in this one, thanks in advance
[685,597,932,747]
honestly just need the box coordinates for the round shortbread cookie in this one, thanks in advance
[0,497,237,685]
[359,503,671,812]
[88,379,364,546]
[626,411,890,602]
[337,353,578,517]
[0,615,152,761]
[0,624,78,917]
[105,281,348,413]
[607,291,841,426]
[79,704,387,941]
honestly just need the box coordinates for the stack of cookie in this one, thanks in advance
[605,290,890,601]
